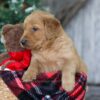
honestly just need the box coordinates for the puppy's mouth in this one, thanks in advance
[20,39,43,50]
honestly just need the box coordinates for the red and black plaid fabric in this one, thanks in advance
[0,71,87,100]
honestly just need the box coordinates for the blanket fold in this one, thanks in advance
[0,71,87,100]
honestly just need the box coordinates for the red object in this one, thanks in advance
[0,50,31,71]
[0,71,87,100]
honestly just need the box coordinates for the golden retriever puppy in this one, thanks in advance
[20,11,87,91]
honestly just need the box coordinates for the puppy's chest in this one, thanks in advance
[33,52,67,72]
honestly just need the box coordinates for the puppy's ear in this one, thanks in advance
[2,24,13,35]
[43,16,61,40]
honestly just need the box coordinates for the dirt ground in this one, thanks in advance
[0,78,17,100]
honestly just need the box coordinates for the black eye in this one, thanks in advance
[32,27,38,32]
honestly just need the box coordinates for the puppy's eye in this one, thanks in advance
[32,27,38,32]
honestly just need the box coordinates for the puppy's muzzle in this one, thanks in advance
[20,39,27,46]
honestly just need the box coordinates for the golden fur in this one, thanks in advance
[21,11,87,91]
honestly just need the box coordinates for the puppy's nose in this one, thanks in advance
[20,39,27,46]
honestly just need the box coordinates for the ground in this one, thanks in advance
[86,86,100,100]
[0,78,17,100]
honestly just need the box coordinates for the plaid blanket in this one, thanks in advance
[0,70,87,100]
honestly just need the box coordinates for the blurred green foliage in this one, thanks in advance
[0,0,42,53]
[0,0,42,29]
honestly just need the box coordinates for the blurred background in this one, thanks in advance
[0,0,100,99]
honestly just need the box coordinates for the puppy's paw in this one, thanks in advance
[22,72,36,82]
[62,81,75,91]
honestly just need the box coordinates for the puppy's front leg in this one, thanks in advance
[22,58,38,82]
[62,61,76,91]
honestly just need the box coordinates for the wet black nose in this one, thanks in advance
[20,39,27,46]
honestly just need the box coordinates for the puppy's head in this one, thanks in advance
[20,11,63,50]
